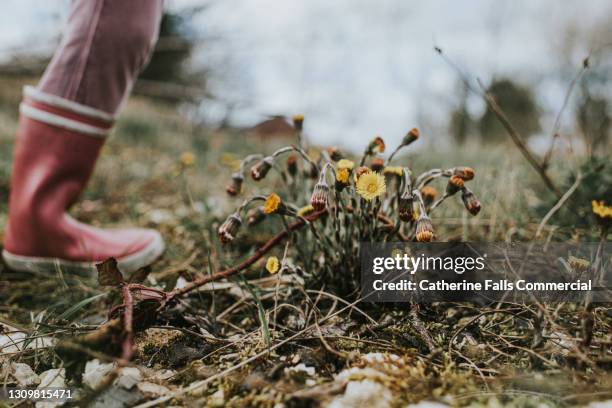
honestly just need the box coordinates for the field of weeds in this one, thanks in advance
[0,76,610,407]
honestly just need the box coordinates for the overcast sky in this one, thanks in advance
[1,0,611,150]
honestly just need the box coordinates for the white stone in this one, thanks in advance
[11,362,40,386]
[83,359,115,389]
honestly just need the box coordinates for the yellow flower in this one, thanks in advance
[383,166,404,177]
[592,200,612,219]
[337,159,355,170]
[266,256,280,274]
[180,152,195,167]
[263,193,282,214]
[336,168,350,184]
[356,171,386,201]
[297,204,315,217]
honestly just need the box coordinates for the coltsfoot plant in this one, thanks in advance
[218,117,482,294]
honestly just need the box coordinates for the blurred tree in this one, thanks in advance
[478,79,540,142]
[576,87,610,156]
[449,82,474,144]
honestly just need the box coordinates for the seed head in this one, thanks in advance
[420,186,438,206]
[356,171,386,201]
[263,193,283,215]
[454,166,475,181]
[293,114,304,131]
[461,187,481,216]
[251,156,274,181]
[370,157,385,172]
[218,212,242,244]
[310,180,330,210]
[286,154,298,176]
[225,172,244,196]
[445,175,465,196]
[415,213,434,242]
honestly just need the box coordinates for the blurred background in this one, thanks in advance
[1,0,611,153]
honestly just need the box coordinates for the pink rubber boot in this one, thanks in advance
[2,88,164,275]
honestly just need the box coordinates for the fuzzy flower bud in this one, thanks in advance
[310,179,330,210]
[415,213,434,242]
[398,191,416,222]
[225,172,244,196]
[453,167,475,181]
[420,186,438,207]
[461,187,481,216]
[251,156,274,181]
[366,136,385,154]
[370,157,385,172]
[326,146,343,161]
[286,154,298,177]
[445,175,465,196]
[354,166,370,180]
[401,128,420,146]
[293,114,304,131]
[247,207,266,226]
[218,212,242,244]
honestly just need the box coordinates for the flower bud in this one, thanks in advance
[326,146,343,161]
[366,136,385,154]
[445,175,465,196]
[420,186,438,207]
[461,187,481,215]
[247,207,266,226]
[370,157,385,172]
[337,159,355,171]
[354,166,370,181]
[225,172,244,196]
[335,167,350,191]
[218,212,242,244]
[453,167,475,181]
[263,193,285,215]
[401,128,420,146]
[415,213,434,242]
[286,154,298,177]
[398,191,415,222]
[293,114,304,131]
[251,156,274,181]
[310,180,329,210]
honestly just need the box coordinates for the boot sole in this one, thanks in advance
[1,232,165,277]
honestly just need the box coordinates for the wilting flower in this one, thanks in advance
[247,207,266,226]
[337,159,355,171]
[398,190,416,222]
[180,151,196,167]
[251,156,275,181]
[356,171,386,201]
[383,166,404,177]
[401,128,420,147]
[370,157,385,172]
[420,186,438,207]
[286,154,298,177]
[445,175,465,196]
[453,167,475,181]
[263,193,283,214]
[415,213,434,242]
[326,146,343,161]
[293,114,304,131]
[218,212,242,244]
[225,172,244,196]
[335,168,350,190]
[297,204,315,217]
[592,200,612,226]
[461,187,481,216]
[266,256,281,274]
[310,179,330,210]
